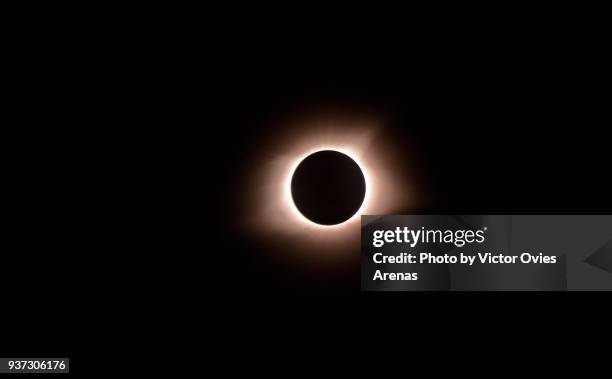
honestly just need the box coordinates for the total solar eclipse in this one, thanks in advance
[290,150,366,225]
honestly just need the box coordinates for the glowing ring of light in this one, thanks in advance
[284,147,371,229]
[240,113,415,262]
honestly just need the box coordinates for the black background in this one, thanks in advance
[3,9,610,373]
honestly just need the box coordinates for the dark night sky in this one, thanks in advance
[4,15,609,368]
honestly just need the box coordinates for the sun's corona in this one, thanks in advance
[240,113,415,260]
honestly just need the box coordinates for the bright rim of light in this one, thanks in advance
[285,148,370,229]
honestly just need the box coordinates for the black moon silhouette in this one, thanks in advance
[290,150,366,225]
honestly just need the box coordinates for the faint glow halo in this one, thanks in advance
[238,112,416,261]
